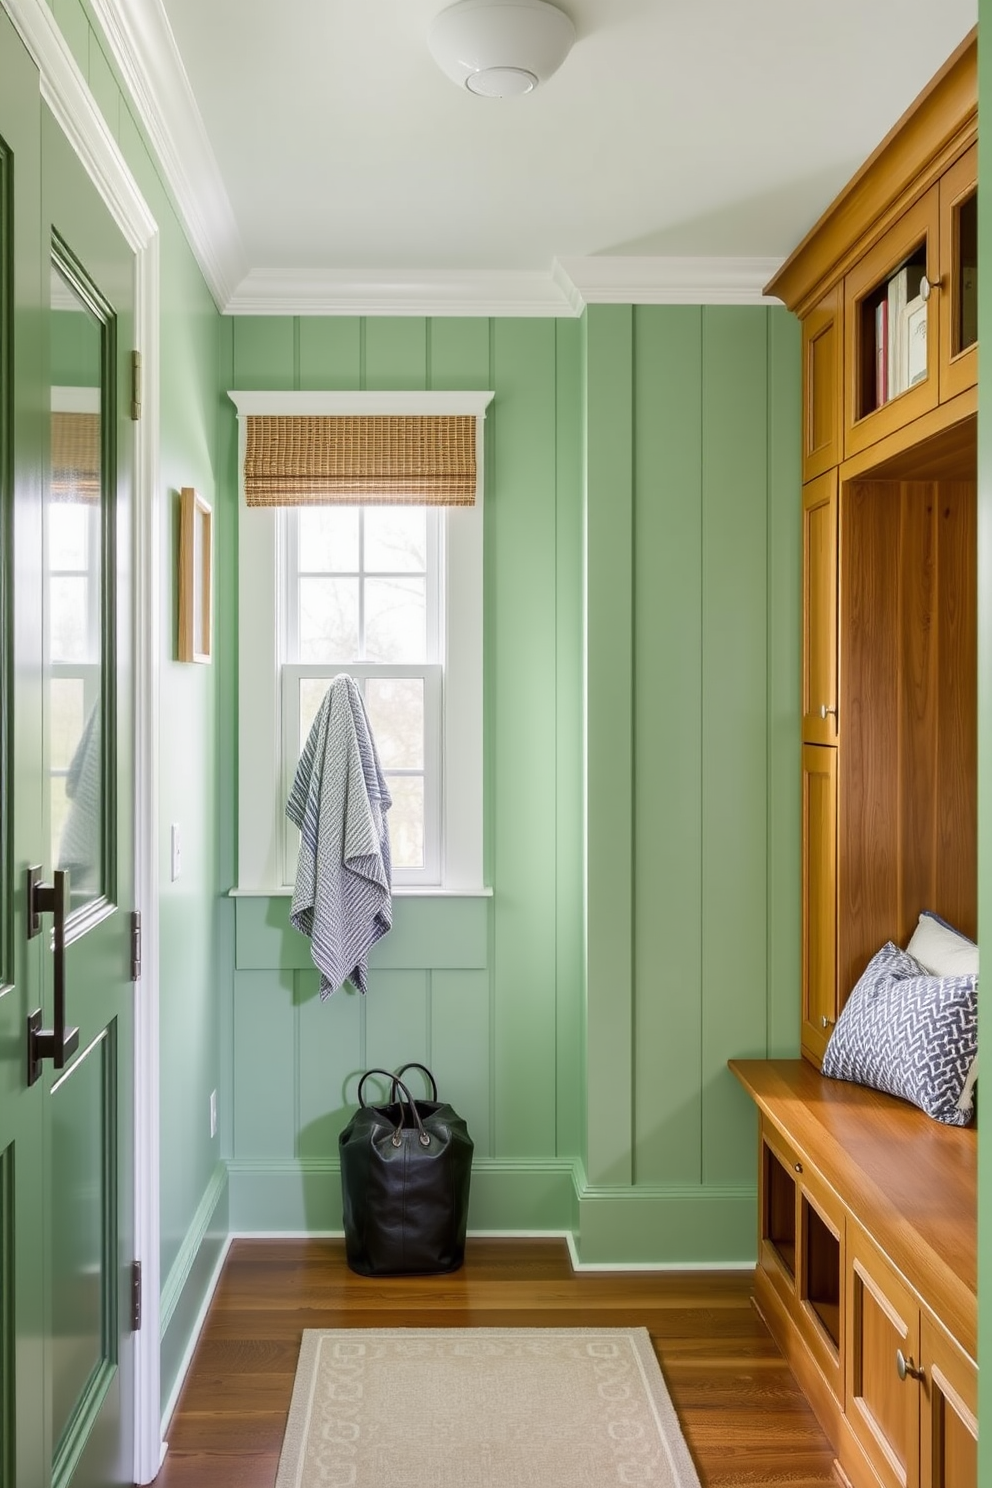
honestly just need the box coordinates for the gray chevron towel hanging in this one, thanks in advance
[286,674,392,997]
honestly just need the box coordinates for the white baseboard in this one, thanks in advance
[159,1234,233,1441]
[227,1227,755,1273]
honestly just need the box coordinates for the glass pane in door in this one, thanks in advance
[48,260,106,911]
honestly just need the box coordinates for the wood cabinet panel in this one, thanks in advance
[803,285,844,480]
[801,746,837,1064]
[921,1315,977,1488]
[847,1223,920,1488]
[802,472,838,744]
[938,143,977,402]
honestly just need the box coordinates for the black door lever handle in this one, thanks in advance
[26,866,78,1086]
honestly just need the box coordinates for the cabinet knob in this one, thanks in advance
[919,274,941,302]
[794,1162,803,1174]
[821,1016,835,1029]
[896,1349,925,1382]
[820,704,838,721]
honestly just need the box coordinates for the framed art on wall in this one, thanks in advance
[178,485,212,663]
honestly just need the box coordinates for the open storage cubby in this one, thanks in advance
[802,1197,841,1350]
[836,417,977,1005]
[763,1140,797,1280]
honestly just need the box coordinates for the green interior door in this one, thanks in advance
[0,19,137,1487]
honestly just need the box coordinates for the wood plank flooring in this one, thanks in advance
[154,1238,838,1487]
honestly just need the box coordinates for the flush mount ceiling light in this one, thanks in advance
[428,0,576,98]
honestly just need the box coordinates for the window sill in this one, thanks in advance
[228,885,493,899]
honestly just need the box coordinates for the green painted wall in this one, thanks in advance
[976,1,990,1471]
[226,306,801,1262]
[223,316,586,1232]
[48,0,228,1414]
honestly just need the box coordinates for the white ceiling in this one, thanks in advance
[93,0,977,314]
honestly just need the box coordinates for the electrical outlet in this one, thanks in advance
[209,1089,217,1140]
[170,823,181,881]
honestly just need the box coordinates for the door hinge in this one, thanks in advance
[130,349,141,421]
[130,910,141,981]
[131,1259,142,1332]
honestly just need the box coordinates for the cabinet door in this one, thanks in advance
[938,143,977,404]
[797,1163,844,1403]
[847,1221,921,1488]
[802,744,837,1065]
[802,284,844,481]
[920,1314,977,1488]
[844,188,940,459]
[802,471,838,744]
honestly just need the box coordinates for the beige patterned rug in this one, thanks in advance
[275,1327,701,1487]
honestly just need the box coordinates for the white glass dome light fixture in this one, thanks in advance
[428,0,576,98]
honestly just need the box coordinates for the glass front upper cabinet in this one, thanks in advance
[844,143,977,460]
[844,189,940,456]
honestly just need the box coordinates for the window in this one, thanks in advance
[232,391,492,896]
[281,505,443,885]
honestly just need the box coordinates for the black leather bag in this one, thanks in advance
[339,1064,474,1276]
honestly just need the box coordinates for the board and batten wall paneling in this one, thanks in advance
[633,305,705,1186]
[490,319,560,1159]
[700,307,774,1186]
[584,305,635,1188]
[225,306,799,1256]
[766,309,803,1056]
[555,317,585,1162]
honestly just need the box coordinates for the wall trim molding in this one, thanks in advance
[159,1234,233,1447]
[226,267,577,318]
[555,255,783,309]
[86,0,245,307]
[160,1162,229,1336]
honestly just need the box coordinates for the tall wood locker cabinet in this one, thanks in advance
[732,30,978,1488]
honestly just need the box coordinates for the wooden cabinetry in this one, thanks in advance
[801,744,837,1062]
[802,286,844,481]
[801,472,838,745]
[733,32,979,1488]
[734,1061,977,1488]
[771,32,978,1064]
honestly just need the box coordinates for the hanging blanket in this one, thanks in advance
[286,674,392,997]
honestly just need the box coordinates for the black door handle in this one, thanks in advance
[26,866,78,1086]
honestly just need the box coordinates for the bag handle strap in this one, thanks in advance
[390,1062,438,1103]
[356,1069,431,1148]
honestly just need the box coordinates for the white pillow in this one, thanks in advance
[905,911,978,978]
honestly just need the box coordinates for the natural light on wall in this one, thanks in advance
[229,390,493,896]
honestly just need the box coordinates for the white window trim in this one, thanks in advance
[230,389,492,897]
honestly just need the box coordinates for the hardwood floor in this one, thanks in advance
[154,1238,838,1487]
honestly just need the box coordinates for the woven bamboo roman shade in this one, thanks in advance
[243,414,477,508]
[51,411,100,502]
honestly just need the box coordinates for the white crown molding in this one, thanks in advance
[555,255,785,307]
[4,0,156,251]
[87,0,246,308]
[225,267,577,317]
[226,259,785,317]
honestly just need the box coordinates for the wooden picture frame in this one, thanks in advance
[178,486,212,663]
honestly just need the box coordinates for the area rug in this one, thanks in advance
[275,1327,701,1488]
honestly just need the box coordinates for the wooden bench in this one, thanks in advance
[730,1059,976,1488]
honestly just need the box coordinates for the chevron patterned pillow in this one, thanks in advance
[821,941,978,1126]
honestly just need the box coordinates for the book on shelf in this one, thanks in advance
[905,296,927,387]
[875,299,887,407]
